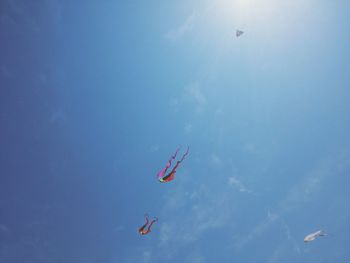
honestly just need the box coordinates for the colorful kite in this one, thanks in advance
[138,214,158,235]
[157,147,189,183]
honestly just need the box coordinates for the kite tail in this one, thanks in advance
[319,230,327,236]
[171,146,190,172]
[146,218,158,233]
[157,147,180,179]
[179,146,189,162]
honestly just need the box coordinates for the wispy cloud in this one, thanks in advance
[186,82,206,109]
[157,180,237,259]
[165,11,197,41]
[228,176,252,193]
[184,251,206,263]
[234,210,278,250]
[210,153,222,167]
[243,143,259,155]
[149,144,160,153]
[170,81,207,114]
[184,123,193,134]
[234,146,350,252]
[142,251,152,263]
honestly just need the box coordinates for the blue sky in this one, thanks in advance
[1,0,350,262]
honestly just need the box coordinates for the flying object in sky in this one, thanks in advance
[236,30,244,37]
[157,147,189,183]
[138,214,158,235]
[304,230,327,243]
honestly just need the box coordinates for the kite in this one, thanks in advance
[157,147,189,183]
[304,230,327,243]
[138,214,158,235]
[236,30,244,37]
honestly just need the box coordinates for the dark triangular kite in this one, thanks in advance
[236,30,244,37]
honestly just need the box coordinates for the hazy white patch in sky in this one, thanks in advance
[169,97,180,112]
[228,176,251,193]
[159,222,173,246]
[165,11,198,41]
[142,251,152,263]
[267,219,301,262]
[268,246,286,263]
[235,147,350,251]
[235,209,278,250]
[210,153,222,167]
[267,209,279,221]
[158,181,237,258]
[244,142,259,155]
[184,81,207,113]
[184,251,206,263]
[184,123,193,133]
[281,219,301,254]
[215,107,224,116]
[149,144,160,153]
[280,160,332,213]
[188,82,206,105]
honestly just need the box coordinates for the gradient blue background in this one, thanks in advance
[1,0,350,262]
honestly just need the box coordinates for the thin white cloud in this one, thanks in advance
[234,211,278,250]
[172,81,207,114]
[142,251,152,263]
[184,123,193,133]
[235,146,350,251]
[244,143,259,155]
[165,11,197,41]
[228,176,252,193]
[268,246,286,263]
[169,97,180,112]
[187,82,206,107]
[149,144,160,153]
[280,219,301,254]
[184,251,206,263]
[157,181,236,258]
[210,153,222,167]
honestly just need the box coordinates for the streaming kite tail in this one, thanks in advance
[171,147,180,160]
[157,147,180,179]
[319,230,327,236]
[166,147,180,169]
[147,218,158,232]
[171,146,189,171]
[178,146,189,163]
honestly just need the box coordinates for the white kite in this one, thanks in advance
[304,230,326,243]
